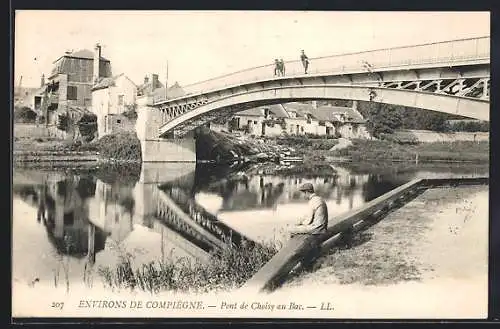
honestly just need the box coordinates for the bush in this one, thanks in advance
[14,106,37,123]
[92,132,142,161]
[448,121,489,132]
[97,241,278,294]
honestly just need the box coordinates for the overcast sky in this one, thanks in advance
[14,11,490,88]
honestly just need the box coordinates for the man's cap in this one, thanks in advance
[299,183,314,192]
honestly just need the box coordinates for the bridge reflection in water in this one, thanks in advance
[12,163,266,284]
[12,161,424,285]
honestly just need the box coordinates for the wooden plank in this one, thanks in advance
[243,178,425,293]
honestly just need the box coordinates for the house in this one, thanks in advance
[282,102,327,136]
[282,101,370,138]
[150,81,186,102]
[91,73,138,138]
[228,104,289,136]
[219,100,370,138]
[25,44,112,140]
[137,74,164,97]
[42,45,112,124]
[14,86,40,108]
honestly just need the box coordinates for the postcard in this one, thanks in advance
[12,10,490,319]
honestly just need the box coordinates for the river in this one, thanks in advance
[12,161,488,290]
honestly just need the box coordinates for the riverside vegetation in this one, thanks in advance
[96,240,278,294]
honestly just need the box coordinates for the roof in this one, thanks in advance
[237,104,290,118]
[282,102,314,113]
[53,49,110,63]
[149,82,186,102]
[283,102,366,123]
[312,106,366,123]
[137,79,165,96]
[92,73,136,91]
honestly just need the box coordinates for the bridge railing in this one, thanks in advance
[159,36,489,103]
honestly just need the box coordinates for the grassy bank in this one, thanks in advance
[329,139,489,163]
[97,241,277,294]
[14,132,142,162]
[283,185,488,287]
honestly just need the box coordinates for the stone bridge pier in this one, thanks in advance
[136,96,197,162]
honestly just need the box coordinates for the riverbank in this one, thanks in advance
[277,185,488,317]
[222,134,488,163]
[13,131,141,163]
[14,129,489,166]
[328,139,489,163]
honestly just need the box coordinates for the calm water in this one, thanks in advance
[12,161,488,287]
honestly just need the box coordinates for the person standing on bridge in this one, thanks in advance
[300,50,309,74]
[288,183,328,271]
[274,59,280,76]
[279,58,286,76]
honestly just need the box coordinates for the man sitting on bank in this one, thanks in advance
[289,183,329,271]
[290,183,328,235]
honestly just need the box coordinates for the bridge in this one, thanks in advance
[135,36,490,162]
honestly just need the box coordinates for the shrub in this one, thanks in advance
[92,132,142,161]
[14,106,37,123]
[97,241,278,294]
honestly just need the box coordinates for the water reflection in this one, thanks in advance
[12,161,488,287]
[13,176,108,263]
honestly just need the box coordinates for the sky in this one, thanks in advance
[14,11,490,88]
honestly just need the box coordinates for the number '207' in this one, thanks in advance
[51,302,64,310]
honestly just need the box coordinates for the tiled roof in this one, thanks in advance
[283,102,366,123]
[237,104,289,118]
[312,106,366,123]
[62,49,109,61]
[137,80,165,96]
[149,82,186,102]
[91,73,134,91]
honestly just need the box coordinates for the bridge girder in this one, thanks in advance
[153,63,489,137]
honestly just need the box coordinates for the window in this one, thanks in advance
[254,120,257,124]
[118,95,124,105]
[117,119,121,124]
[67,86,77,100]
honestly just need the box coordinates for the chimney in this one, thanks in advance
[150,73,159,92]
[93,43,102,84]
[144,76,149,85]
[40,74,45,87]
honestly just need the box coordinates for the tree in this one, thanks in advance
[359,102,403,138]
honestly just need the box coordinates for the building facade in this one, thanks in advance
[229,105,289,136]
[43,45,112,124]
[91,74,138,137]
[217,101,370,139]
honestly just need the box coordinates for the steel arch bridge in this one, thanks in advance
[136,36,490,161]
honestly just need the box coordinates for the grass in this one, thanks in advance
[14,132,142,162]
[330,139,489,163]
[96,240,278,294]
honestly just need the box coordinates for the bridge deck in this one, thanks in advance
[154,36,489,103]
